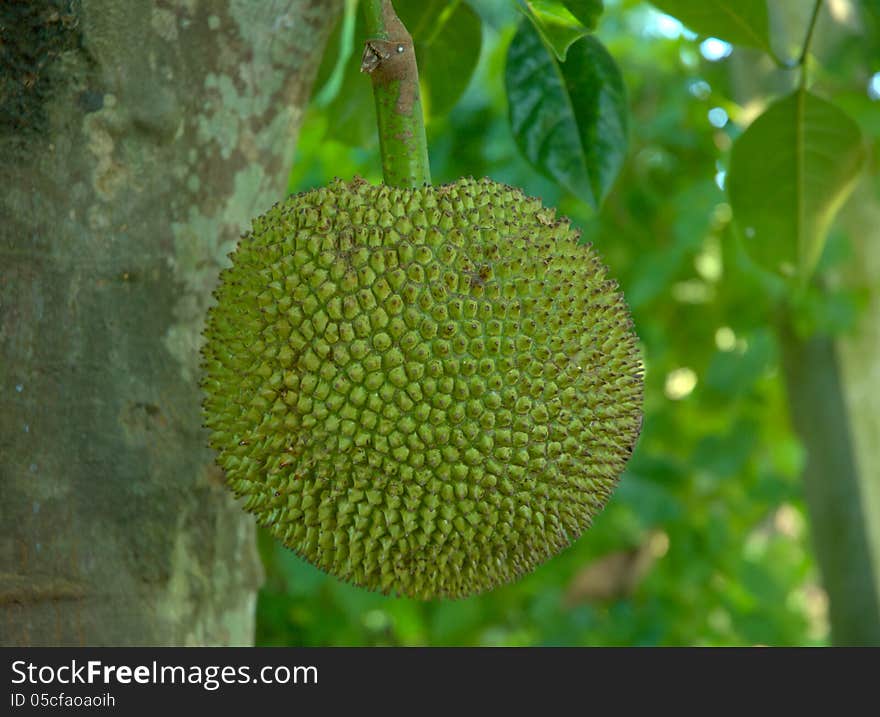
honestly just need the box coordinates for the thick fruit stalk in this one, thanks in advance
[361,0,431,188]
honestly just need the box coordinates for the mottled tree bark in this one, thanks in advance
[0,0,338,646]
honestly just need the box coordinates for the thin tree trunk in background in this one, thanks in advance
[780,329,880,645]
[833,181,880,641]
[774,182,880,647]
[0,0,338,646]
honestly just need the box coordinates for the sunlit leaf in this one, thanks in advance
[727,90,866,279]
[649,0,772,52]
[397,0,483,118]
[520,0,603,61]
[506,20,627,208]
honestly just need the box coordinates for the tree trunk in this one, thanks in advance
[829,180,880,643]
[0,0,337,646]
[780,330,880,645]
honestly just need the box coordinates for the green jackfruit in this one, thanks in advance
[201,177,643,599]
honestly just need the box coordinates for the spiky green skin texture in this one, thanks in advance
[201,177,643,599]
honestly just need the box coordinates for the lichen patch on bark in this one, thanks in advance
[1,0,338,646]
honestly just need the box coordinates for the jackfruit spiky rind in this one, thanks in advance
[201,177,643,599]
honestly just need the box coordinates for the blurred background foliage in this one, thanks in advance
[255,0,880,645]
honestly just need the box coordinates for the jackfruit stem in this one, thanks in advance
[361,0,431,188]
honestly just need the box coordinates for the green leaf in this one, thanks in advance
[649,0,772,52]
[520,0,603,61]
[562,0,604,29]
[506,20,628,208]
[727,91,866,279]
[397,0,483,119]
